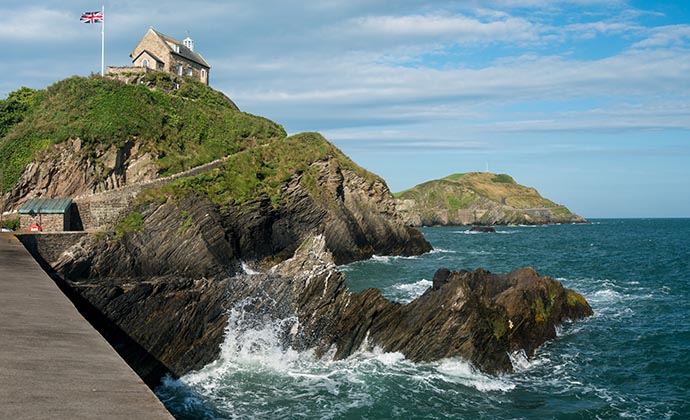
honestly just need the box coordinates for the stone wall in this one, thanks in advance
[75,192,136,231]
[20,213,68,233]
[73,156,228,231]
[105,66,152,85]
[168,56,209,84]
[16,232,90,267]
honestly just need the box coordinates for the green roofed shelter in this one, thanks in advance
[19,198,73,215]
[18,198,75,232]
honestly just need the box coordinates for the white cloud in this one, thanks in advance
[346,13,539,42]
[221,46,690,107]
[631,25,690,49]
[0,7,79,41]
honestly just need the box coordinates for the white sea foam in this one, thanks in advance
[371,255,393,263]
[509,349,532,371]
[240,261,261,275]
[435,359,515,392]
[468,250,491,255]
[429,248,457,254]
[180,304,305,392]
[367,347,406,366]
[592,289,623,301]
[390,279,432,303]
[370,254,419,264]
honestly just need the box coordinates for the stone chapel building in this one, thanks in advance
[129,28,210,85]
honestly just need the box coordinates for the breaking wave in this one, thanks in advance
[388,279,432,303]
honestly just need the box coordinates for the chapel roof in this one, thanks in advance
[150,29,210,68]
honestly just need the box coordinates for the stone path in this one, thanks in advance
[0,232,173,419]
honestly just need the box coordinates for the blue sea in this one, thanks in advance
[157,219,690,419]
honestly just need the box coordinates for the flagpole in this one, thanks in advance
[101,5,105,76]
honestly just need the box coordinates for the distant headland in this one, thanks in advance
[394,172,587,226]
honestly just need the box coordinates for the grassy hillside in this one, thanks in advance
[0,74,286,192]
[395,172,584,225]
[396,172,564,210]
[156,132,380,208]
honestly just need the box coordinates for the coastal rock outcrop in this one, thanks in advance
[395,172,587,226]
[271,236,593,374]
[48,234,591,383]
[5,75,591,388]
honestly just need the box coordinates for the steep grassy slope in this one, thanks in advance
[395,172,586,225]
[166,132,379,207]
[0,74,286,192]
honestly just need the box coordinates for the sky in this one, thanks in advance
[2,0,689,218]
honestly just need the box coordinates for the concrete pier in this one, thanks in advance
[0,233,173,419]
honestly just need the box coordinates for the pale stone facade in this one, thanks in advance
[129,28,210,85]
[20,213,69,232]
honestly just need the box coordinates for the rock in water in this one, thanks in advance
[271,236,593,374]
[50,233,591,381]
[54,235,592,380]
[470,225,496,233]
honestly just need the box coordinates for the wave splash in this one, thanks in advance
[158,298,514,419]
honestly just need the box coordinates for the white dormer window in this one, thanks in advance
[167,41,180,53]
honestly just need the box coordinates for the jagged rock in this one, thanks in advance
[54,234,591,384]
[4,138,158,210]
[432,267,451,290]
[272,235,593,374]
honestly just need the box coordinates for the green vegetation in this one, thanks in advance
[492,317,508,339]
[396,172,562,211]
[443,173,466,181]
[0,74,286,192]
[162,132,377,208]
[1,216,20,231]
[115,212,144,238]
[0,87,42,139]
[533,298,547,323]
[567,290,588,307]
[176,210,194,235]
[491,174,515,184]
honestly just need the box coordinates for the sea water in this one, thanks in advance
[156,219,690,419]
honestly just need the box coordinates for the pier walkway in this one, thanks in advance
[0,233,173,419]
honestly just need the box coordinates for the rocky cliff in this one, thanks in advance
[43,234,591,384]
[395,172,587,226]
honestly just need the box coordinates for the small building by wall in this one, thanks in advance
[18,198,75,232]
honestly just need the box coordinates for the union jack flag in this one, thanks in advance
[80,11,103,24]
